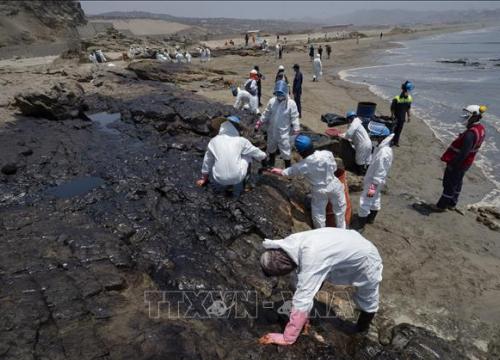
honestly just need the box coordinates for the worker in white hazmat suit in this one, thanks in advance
[255,80,300,168]
[185,51,192,63]
[340,111,372,175]
[175,51,185,63]
[243,70,259,113]
[232,87,259,115]
[196,116,266,198]
[357,123,394,229]
[258,228,383,345]
[312,53,322,81]
[271,135,347,229]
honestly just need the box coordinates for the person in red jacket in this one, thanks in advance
[435,105,487,211]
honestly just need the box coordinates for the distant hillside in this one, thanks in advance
[0,0,86,48]
[90,11,319,37]
[317,8,500,26]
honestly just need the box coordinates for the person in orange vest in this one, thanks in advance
[434,105,487,211]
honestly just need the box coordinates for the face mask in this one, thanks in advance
[461,111,471,127]
[277,96,286,102]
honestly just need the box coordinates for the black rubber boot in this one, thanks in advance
[354,215,368,232]
[356,311,375,332]
[268,152,276,167]
[284,159,291,168]
[366,210,378,224]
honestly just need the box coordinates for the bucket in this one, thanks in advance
[356,102,377,118]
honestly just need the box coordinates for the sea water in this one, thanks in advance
[339,27,500,207]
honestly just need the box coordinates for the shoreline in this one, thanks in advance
[335,32,499,208]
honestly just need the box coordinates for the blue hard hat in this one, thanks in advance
[403,80,414,91]
[226,115,241,124]
[274,80,289,97]
[368,121,390,137]
[295,134,313,152]
[346,110,357,118]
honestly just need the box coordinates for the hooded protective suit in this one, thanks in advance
[283,150,346,228]
[201,121,266,186]
[313,54,323,80]
[344,116,372,166]
[264,227,383,312]
[185,52,192,63]
[359,134,394,217]
[175,52,185,63]
[243,79,259,113]
[234,87,259,114]
[260,96,300,160]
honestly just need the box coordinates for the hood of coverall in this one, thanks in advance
[218,120,240,137]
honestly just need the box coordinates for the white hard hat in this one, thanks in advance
[463,104,487,115]
[278,65,285,70]
[315,53,320,58]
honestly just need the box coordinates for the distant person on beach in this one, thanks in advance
[275,65,289,85]
[390,80,414,146]
[318,45,323,59]
[292,64,303,118]
[245,32,249,46]
[258,227,382,345]
[380,32,383,40]
[255,80,300,168]
[326,44,332,59]
[312,54,323,81]
[270,135,347,229]
[356,123,394,230]
[196,116,266,198]
[253,65,265,107]
[433,105,487,211]
[278,43,283,59]
[309,44,314,61]
[340,111,372,175]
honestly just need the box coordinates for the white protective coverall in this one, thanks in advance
[96,50,107,62]
[344,117,372,166]
[201,121,266,186]
[234,87,259,114]
[313,54,323,80]
[359,134,394,217]
[175,52,185,63]
[200,48,207,63]
[260,97,300,160]
[243,79,259,113]
[185,52,192,63]
[283,150,346,228]
[263,227,383,313]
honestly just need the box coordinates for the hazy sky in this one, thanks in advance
[81,1,500,20]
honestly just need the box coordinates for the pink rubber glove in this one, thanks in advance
[367,183,377,197]
[270,168,284,176]
[255,119,263,131]
[258,308,308,346]
[196,174,209,187]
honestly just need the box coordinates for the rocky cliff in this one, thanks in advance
[0,0,85,52]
